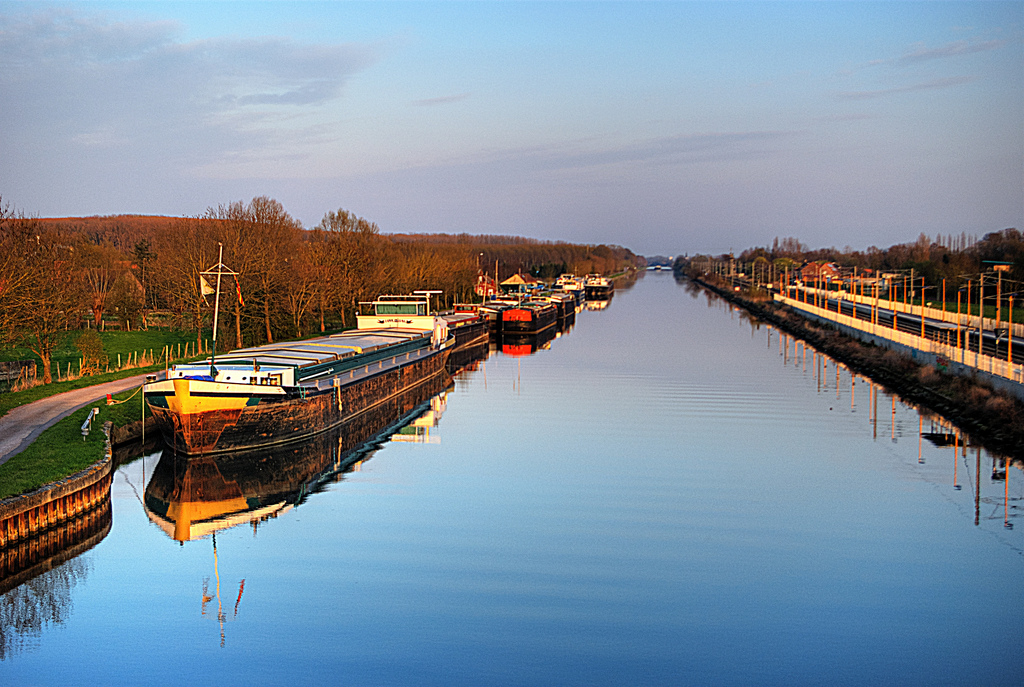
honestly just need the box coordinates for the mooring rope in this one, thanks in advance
[107,385,143,405]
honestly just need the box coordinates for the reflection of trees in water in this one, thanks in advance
[675,272,708,298]
[0,556,90,660]
[615,269,643,292]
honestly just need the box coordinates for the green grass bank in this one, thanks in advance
[0,387,150,500]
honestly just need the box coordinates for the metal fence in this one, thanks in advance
[791,286,1024,339]
[775,293,1024,385]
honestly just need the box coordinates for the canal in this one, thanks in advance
[2,272,1021,685]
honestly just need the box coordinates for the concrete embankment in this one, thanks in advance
[0,424,114,549]
[689,274,1024,460]
[0,411,162,555]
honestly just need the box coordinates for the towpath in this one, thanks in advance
[0,371,165,467]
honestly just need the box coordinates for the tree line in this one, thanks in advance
[679,229,1024,298]
[0,196,643,383]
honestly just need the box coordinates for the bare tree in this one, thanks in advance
[282,241,319,338]
[78,242,124,328]
[248,196,301,343]
[0,197,25,343]
[316,208,388,326]
[3,223,85,383]
[151,218,218,350]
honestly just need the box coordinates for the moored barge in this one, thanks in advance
[584,274,614,300]
[533,292,576,323]
[554,274,586,304]
[145,303,453,455]
[502,301,557,335]
[360,294,488,349]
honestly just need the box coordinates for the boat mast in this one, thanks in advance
[212,244,223,374]
[201,243,237,378]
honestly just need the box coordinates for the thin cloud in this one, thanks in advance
[549,131,799,169]
[815,113,875,123]
[425,130,802,178]
[836,76,977,100]
[845,38,1008,76]
[895,39,1006,65]
[413,93,471,107]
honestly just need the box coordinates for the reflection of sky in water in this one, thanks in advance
[3,273,1021,686]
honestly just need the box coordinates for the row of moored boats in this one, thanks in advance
[466,273,614,336]
[143,273,614,456]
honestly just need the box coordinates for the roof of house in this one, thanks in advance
[500,272,541,286]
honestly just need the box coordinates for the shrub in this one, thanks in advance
[76,330,108,376]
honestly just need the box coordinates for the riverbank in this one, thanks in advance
[687,273,1024,460]
[0,385,153,499]
[0,422,114,548]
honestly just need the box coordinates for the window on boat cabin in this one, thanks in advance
[376,303,425,316]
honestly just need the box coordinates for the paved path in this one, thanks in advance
[0,371,165,467]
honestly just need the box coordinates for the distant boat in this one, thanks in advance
[531,292,576,323]
[502,301,558,335]
[584,274,614,300]
[554,274,586,303]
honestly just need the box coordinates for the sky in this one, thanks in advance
[0,2,1021,256]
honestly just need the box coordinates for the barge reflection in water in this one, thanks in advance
[144,371,454,542]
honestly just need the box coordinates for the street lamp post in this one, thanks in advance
[957,288,964,353]
[873,280,879,328]
[1009,294,1015,365]
[920,282,927,338]
[978,274,985,359]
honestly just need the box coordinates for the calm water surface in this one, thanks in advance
[3,273,1022,686]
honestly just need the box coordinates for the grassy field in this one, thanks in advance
[0,329,200,379]
[0,329,209,418]
[0,387,150,500]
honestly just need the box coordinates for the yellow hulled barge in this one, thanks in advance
[145,322,452,455]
